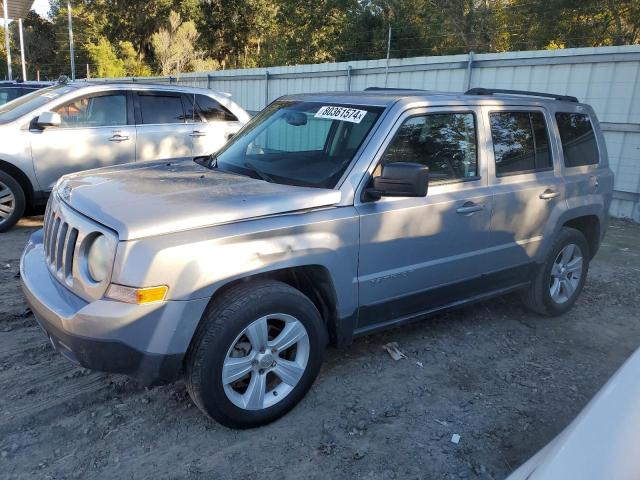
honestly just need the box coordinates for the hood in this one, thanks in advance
[56,159,342,240]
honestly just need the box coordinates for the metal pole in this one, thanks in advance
[464,51,475,91]
[3,0,11,81]
[264,70,269,108]
[384,25,391,87]
[67,1,75,80]
[346,65,352,92]
[18,18,26,80]
[86,63,89,79]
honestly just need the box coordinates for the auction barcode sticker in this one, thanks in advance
[314,106,367,124]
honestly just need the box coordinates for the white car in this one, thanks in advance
[0,81,249,231]
[506,348,640,480]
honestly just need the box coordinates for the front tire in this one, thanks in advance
[185,280,327,428]
[0,171,26,233]
[521,227,590,316]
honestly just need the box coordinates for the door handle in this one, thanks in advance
[109,134,129,142]
[456,202,484,215]
[539,189,560,200]
[190,130,207,138]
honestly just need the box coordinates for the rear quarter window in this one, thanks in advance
[555,112,599,167]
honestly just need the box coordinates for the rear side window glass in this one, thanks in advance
[490,111,552,176]
[555,113,599,167]
[138,94,185,124]
[195,94,238,122]
[380,112,478,184]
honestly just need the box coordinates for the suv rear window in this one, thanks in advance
[555,112,599,167]
[490,111,552,176]
[196,94,238,122]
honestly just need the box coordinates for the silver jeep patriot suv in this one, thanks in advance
[21,88,614,428]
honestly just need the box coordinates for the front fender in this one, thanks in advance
[112,207,360,320]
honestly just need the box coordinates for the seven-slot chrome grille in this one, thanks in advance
[43,198,79,283]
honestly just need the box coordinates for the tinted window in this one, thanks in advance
[196,94,238,122]
[556,113,599,167]
[139,94,185,124]
[490,111,552,176]
[379,113,478,184]
[53,93,127,127]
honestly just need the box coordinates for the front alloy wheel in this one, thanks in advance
[185,280,326,428]
[222,314,310,410]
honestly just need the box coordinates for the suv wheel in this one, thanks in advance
[185,280,327,428]
[0,171,26,233]
[521,227,590,316]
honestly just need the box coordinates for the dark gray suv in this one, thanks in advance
[21,88,614,428]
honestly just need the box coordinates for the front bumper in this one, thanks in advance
[20,230,209,385]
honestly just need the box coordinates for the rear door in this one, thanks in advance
[30,90,135,191]
[134,90,193,162]
[483,106,566,271]
[184,93,244,156]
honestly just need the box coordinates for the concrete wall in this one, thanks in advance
[97,45,640,221]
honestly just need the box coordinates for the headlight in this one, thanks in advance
[86,234,111,282]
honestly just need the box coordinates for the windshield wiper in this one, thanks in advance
[243,162,275,183]
[193,153,218,169]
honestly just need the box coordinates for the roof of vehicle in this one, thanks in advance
[65,81,232,97]
[283,88,585,108]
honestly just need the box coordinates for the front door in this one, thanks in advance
[30,91,135,191]
[355,107,494,332]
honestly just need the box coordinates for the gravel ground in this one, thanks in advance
[1,216,639,480]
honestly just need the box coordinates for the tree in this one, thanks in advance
[87,36,125,77]
[118,41,151,76]
[151,11,199,77]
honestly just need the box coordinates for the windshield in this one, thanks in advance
[215,101,383,188]
[0,85,76,124]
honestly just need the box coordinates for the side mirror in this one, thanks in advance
[367,162,429,198]
[36,111,62,129]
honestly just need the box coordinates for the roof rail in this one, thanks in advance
[465,88,578,103]
[364,87,429,92]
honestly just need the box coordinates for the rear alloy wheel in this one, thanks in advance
[521,227,590,316]
[549,243,584,304]
[0,171,26,233]
[185,280,326,428]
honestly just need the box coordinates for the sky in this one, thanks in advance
[32,0,50,18]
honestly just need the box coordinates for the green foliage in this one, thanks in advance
[6,0,640,79]
[87,37,124,77]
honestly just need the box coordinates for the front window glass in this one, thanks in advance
[0,85,76,124]
[379,112,478,184]
[53,93,127,127]
[214,101,383,188]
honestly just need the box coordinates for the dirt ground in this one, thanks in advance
[0,216,639,480]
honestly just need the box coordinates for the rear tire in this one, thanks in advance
[0,171,26,233]
[185,280,327,428]
[521,227,590,316]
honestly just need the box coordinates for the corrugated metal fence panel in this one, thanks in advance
[96,45,640,219]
